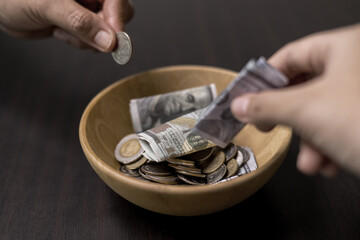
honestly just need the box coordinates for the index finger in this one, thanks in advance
[268,33,330,80]
[102,0,134,32]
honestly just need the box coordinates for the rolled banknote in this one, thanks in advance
[130,84,217,133]
[138,109,216,162]
[192,57,289,148]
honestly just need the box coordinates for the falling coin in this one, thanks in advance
[112,32,133,65]
[115,134,144,164]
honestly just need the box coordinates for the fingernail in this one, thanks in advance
[94,30,112,51]
[231,97,250,121]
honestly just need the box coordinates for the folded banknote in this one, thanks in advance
[138,109,216,162]
[192,57,289,148]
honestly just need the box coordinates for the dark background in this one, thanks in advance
[1,0,360,239]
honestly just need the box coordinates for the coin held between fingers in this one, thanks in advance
[112,32,133,65]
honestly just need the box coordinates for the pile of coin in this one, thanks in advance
[115,134,255,185]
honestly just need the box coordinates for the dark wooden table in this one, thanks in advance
[1,1,360,239]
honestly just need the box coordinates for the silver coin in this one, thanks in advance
[119,165,140,177]
[235,149,244,166]
[138,167,151,180]
[223,143,237,162]
[166,158,196,167]
[141,162,173,176]
[146,174,180,185]
[112,32,132,65]
[139,168,179,184]
[167,163,202,174]
[119,165,132,176]
[175,170,206,178]
[238,146,250,163]
[125,156,148,170]
[178,174,205,185]
[206,164,226,184]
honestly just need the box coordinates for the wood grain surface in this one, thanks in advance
[1,0,360,239]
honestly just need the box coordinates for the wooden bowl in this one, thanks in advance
[79,65,292,216]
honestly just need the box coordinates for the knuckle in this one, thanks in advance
[283,41,301,62]
[31,0,54,17]
[68,10,93,33]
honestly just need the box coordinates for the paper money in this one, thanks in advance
[192,57,289,148]
[130,84,217,133]
[138,109,216,162]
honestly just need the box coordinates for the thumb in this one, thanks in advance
[45,0,116,52]
[230,85,311,132]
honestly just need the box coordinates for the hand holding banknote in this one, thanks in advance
[231,24,360,178]
[192,57,289,148]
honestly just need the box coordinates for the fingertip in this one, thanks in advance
[297,143,324,176]
[231,95,251,122]
[93,29,116,52]
[297,154,318,176]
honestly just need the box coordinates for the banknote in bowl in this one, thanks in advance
[130,84,217,133]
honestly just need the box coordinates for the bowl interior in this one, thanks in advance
[84,65,286,169]
[79,65,292,215]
